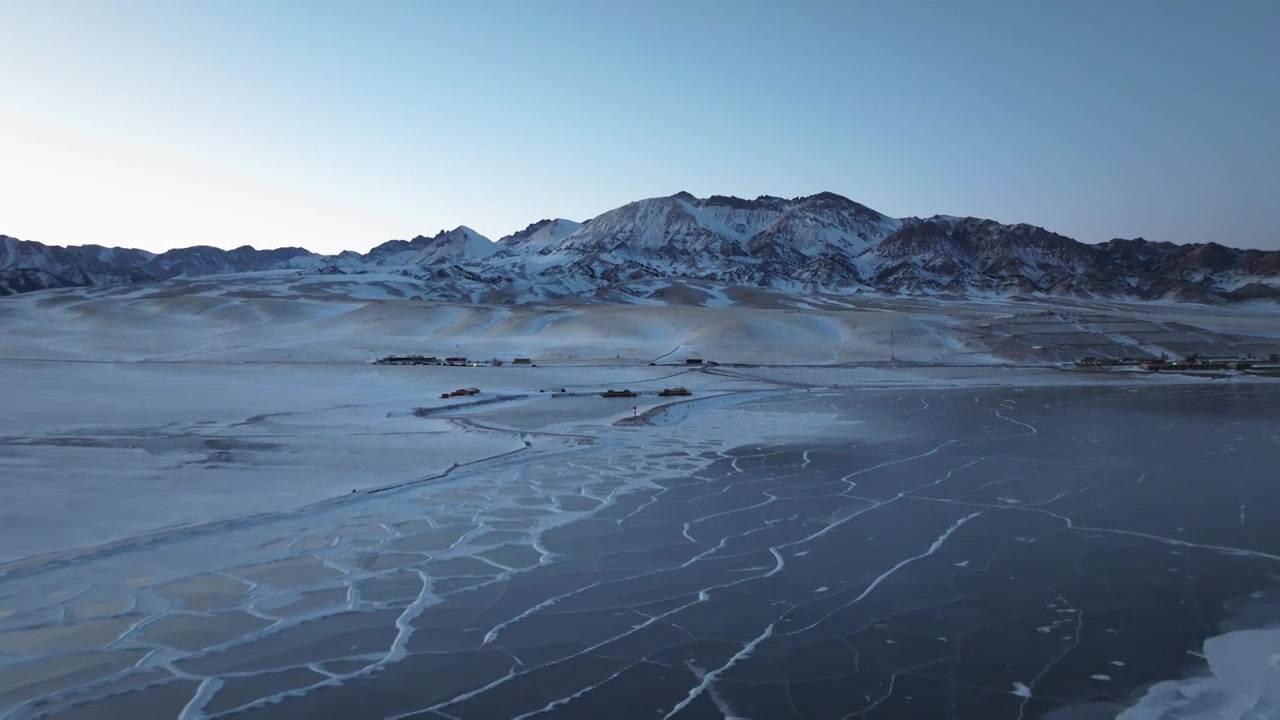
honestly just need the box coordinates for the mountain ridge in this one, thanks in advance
[3,193,1278,302]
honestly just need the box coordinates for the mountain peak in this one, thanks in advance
[497,218,583,253]
[701,195,761,210]
[796,191,855,204]
[791,192,884,219]
[450,225,483,237]
[669,191,698,202]
[411,226,494,264]
[426,225,486,242]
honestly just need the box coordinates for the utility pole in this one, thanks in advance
[889,331,896,364]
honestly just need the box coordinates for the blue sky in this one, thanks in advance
[2,0,1277,253]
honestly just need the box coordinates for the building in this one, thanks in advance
[513,358,533,365]
[685,358,704,365]
[444,356,467,365]
[601,389,638,398]
[375,355,438,366]
[658,387,692,397]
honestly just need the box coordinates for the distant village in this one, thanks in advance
[376,354,695,401]
[374,354,535,367]
[1075,352,1280,376]
[374,354,714,368]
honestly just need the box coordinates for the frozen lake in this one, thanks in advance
[3,383,1279,719]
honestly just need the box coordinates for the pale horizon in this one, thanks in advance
[3,0,1278,254]
[12,187,1265,256]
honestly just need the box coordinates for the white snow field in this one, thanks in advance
[1116,627,1280,719]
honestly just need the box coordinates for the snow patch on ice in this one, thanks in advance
[1116,627,1280,719]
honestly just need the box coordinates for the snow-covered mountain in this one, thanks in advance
[0,235,324,296]
[516,192,901,293]
[4,192,1279,302]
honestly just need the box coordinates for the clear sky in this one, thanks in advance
[2,0,1278,254]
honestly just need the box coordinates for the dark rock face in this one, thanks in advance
[3,192,1279,302]
[497,220,554,248]
[701,195,759,210]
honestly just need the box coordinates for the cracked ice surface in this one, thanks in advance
[3,384,1280,719]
